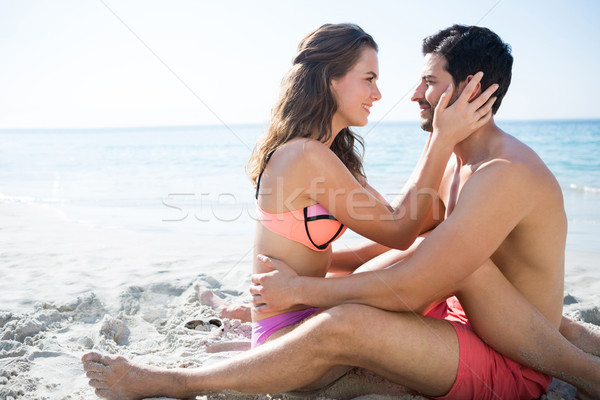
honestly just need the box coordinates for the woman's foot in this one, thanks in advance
[82,352,189,399]
[195,286,251,322]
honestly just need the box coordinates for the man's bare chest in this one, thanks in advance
[441,165,474,218]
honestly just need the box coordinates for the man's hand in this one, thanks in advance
[250,255,302,314]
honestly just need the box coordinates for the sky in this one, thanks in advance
[0,0,599,129]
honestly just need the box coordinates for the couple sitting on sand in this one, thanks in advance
[83,24,600,399]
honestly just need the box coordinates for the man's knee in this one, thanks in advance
[283,305,366,362]
[315,305,425,366]
[325,303,372,323]
[318,304,381,341]
[454,259,500,294]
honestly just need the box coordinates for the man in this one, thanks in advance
[82,25,600,399]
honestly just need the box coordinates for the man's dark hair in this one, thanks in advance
[422,25,513,114]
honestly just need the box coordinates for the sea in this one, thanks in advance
[1,120,599,312]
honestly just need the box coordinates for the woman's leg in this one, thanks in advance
[454,260,600,399]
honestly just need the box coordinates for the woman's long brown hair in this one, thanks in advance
[246,23,378,186]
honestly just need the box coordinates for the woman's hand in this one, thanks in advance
[432,71,499,146]
[250,255,302,314]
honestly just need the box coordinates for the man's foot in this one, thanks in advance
[573,324,600,358]
[562,316,600,357]
[576,384,600,400]
[82,352,188,400]
[573,354,600,400]
[559,317,600,399]
[195,286,251,322]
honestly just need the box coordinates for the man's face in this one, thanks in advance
[411,53,459,132]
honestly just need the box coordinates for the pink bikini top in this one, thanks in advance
[255,151,346,252]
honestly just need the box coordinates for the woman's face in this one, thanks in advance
[330,47,382,131]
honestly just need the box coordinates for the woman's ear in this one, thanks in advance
[330,78,338,91]
[329,78,340,101]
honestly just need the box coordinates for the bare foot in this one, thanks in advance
[573,356,600,400]
[559,317,600,399]
[196,287,251,322]
[576,385,600,400]
[561,316,600,357]
[82,352,190,399]
[573,324,600,358]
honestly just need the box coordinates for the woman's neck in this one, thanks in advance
[312,129,337,148]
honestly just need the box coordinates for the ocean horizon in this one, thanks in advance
[1,119,598,238]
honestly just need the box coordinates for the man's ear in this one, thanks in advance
[464,75,482,102]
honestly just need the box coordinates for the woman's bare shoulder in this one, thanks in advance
[275,138,337,166]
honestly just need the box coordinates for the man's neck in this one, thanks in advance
[451,119,502,166]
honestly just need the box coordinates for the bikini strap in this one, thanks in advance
[255,150,276,200]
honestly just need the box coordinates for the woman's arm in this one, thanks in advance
[328,240,392,274]
[301,75,496,249]
[327,181,395,274]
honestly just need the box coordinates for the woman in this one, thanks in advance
[246,23,496,347]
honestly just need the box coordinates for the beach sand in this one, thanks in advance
[1,202,598,399]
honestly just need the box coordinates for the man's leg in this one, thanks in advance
[83,305,460,399]
[453,260,600,399]
[360,239,600,361]
[333,236,600,394]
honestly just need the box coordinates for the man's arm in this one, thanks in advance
[252,161,536,313]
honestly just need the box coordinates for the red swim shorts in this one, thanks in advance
[426,296,552,400]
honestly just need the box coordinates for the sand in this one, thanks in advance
[1,202,599,399]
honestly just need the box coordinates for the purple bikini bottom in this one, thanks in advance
[251,307,320,348]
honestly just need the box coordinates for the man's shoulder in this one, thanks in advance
[476,133,561,195]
